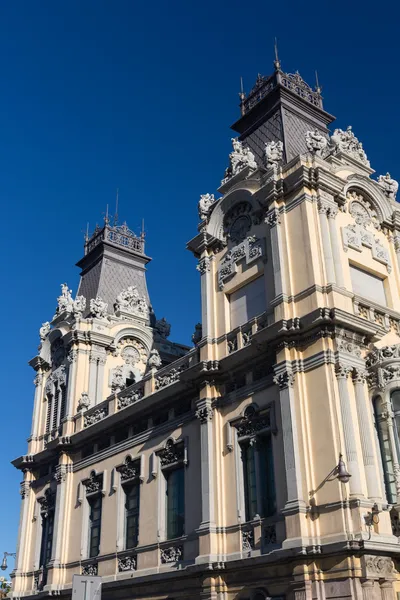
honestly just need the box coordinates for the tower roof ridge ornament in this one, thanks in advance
[84,218,145,256]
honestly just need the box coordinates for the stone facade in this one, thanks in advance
[11,59,400,600]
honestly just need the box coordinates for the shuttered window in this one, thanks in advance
[350,265,386,306]
[229,276,266,330]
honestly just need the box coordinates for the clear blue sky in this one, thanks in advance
[0,0,398,570]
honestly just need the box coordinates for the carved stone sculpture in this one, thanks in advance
[56,283,74,315]
[115,286,148,318]
[155,317,171,338]
[198,193,217,221]
[77,392,90,412]
[305,129,328,156]
[72,295,86,317]
[118,555,137,572]
[222,138,257,184]
[160,545,183,563]
[264,140,284,168]
[192,323,202,346]
[111,366,125,392]
[378,172,399,200]
[148,349,162,370]
[90,296,108,318]
[330,126,370,166]
[39,322,51,341]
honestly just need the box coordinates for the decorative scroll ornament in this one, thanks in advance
[160,546,183,563]
[77,392,90,412]
[38,489,55,517]
[84,406,108,428]
[148,349,162,370]
[348,191,379,229]
[273,369,295,389]
[378,172,399,200]
[155,317,171,338]
[366,344,400,389]
[196,256,211,275]
[117,386,144,409]
[157,439,185,467]
[364,555,396,577]
[90,296,108,318]
[192,323,202,346]
[114,286,148,319]
[222,138,257,185]
[234,405,271,439]
[83,471,103,495]
[242,530,254,552]
[305,129,328,156]
[82,563,98,576]
[218,236,264,290]
[330,126,370,167]
[39,322,51,341]
[195,405,213,423]
[198,193,217,221]
[118,555,137,571]
[116,457,140,482]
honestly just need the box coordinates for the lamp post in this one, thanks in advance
[1,553,16,571]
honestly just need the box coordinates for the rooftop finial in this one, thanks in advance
[141,218,145,241]
[85,222,89,242]
[104,204,109,225]
[114,188,119,226]
[315,70,322,94]
[239,76,246,115]
[274,37,281,71]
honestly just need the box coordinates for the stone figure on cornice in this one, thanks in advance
[192,323,202,346]
[264,140,283,169]
[72,295,86,317]
[305,129,328,156]
[378,172,399,201]
[56,283,74,315]
[155,317,171,339]
[39,322,51,341]
[77,392,90,412]
[111,365,125,392]
[148,349,162,370]
[114,286,148,318]
[90,296,108,318]
[198,193,217,221]
[330,126,370,167]
[221,138,257,184]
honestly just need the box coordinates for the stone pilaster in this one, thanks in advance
[267,208,288,299]
[361,580,375,600]
[273,368,304,511]
[381,401,400,499]
[50,459,72,569]
[15,475,33,573]
[327,207,345,288]
[31,372,44,438]
[318,201,336,284]
[195,397,215,528]
[380,581,395,600]
[66,349,78,417]
[336,364,363,496]
[353,369,382,500]
[197,254,213,339]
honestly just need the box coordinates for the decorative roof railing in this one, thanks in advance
[85,222,144,255]
[241,69,322,116]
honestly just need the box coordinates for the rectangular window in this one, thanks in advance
[350,264,386,306]
[241,436,276,521]
[229,276,265,330]
[124,483,140,549]
[39,512,54,567]
[88,496,102,558]
[165,467,185,539]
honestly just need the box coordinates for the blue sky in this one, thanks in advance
[0,0,398,570]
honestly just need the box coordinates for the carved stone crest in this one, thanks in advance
[114,286,148,319]
[116,456,140,483]
[157,439,185,468]
[83,471,103,495]
[118,555,137,571]
[160,545,183,563]
[330,126,370,167]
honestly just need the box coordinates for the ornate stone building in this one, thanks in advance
[11,58,400,599]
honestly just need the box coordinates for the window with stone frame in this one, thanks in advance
[156,439,186,540]
[233,405,276,522]
[45,365,67,434]
[116,457,141,549]
[83,471,103,558]
[37,489,56,569]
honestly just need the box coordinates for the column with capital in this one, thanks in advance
[266,208,288,300]
[336,364,363,496]
[15,474,34,574]
[381,399,400,499]
[49,458,72,573]
[327,206,345,288]
[31,371,44,439]
[273,368,304,511]
[65,349,78,418]
[197,253,213,341]
[195,396,215,529]
[317,201,336,284]
[360,580,375,600]
[380,580,395,600]
[353,369,382,500]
